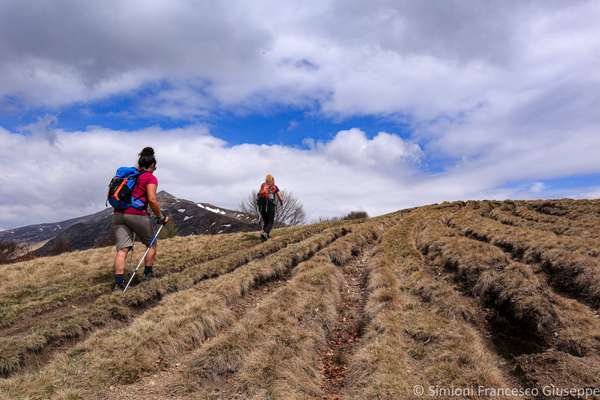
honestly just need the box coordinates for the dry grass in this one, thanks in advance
[515,351,600,399]
[0,225,349,399]
[3,200,600,399]
[178,221,387,399]
[415,213,558,347]
[452,206,600,308]
[448,207,600,358]
[0,230,263,330]
[346,211,515,399]
[0,223,335,377]
[486,201,600,239]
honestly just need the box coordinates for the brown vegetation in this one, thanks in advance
[0,223,335,377]
[2,199,600,399]
[451,205,600,308]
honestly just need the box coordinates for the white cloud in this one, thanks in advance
[0,0,598,122]
[0,125,424,228]
[1,120,599,229]
[315,128,422,171]
[0,1,598,142]
[581,187,600,200]
[0,1,599,227]
[1,2,597,170]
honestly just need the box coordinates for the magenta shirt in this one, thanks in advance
[115,171,158,216]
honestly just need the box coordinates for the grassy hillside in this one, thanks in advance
[1,200,600,399]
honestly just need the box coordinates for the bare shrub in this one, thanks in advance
[343,211,369,220]
[239,190,306,227]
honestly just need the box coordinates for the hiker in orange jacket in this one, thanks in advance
[257,174,283,241]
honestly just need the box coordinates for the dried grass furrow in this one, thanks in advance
[488,206,565,233]
[346,211,517,399]
[320,246,375,399]
[177,221,386,400]
[452,208,600,308]
[452,211,600,359]
[436,206,600,395]
[0,224,332,378]
[0,230,269,330]
[0,226,349,400]
[415,214,558,348]
[515,351,600,399]
[484,202,600,239]
[512,295,600,397]
[522,201,600,238]
[526,199,600,221]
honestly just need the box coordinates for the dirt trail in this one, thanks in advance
[320,244,374,399]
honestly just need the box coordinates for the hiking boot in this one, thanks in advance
[143,271,155,281]
[260,232,268,242]
[127,273,142,286]
[112,282,126,292]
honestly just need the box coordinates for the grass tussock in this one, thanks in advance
[452,207,600,308]
[0,230,269,331]
[179,221,386,399]
[415,213,558,347]
[0,224,334,378]
[346,212,514,399]
[0,226,348,399]
[3,200,600,399]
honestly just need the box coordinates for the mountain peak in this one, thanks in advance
[157,191,176,200]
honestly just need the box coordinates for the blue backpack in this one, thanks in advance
[107,167,148,210]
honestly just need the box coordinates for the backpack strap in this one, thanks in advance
[129,169,153,210]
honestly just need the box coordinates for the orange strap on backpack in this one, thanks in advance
[259,183,273,198]
[112,178,129,200]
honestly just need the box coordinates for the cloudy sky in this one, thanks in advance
[1,0,599,229]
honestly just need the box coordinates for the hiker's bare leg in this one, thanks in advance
[114,249,129,275]
[144,245,156,266]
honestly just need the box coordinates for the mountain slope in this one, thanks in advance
[1,199,600,400]
[2,191,257,257]
[0,209,112,244]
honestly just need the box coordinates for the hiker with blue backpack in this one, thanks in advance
[107,147,169,291]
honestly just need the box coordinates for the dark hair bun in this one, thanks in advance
[138,146,157,169]
[140,147,154,157]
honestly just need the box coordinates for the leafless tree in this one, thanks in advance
[239,190,306,227]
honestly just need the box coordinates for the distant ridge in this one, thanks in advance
[0,191,258,258]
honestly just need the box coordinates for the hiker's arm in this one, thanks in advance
[146,184,163,218]
[276,191,284,205]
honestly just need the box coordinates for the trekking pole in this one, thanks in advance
[123,224,164,293]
